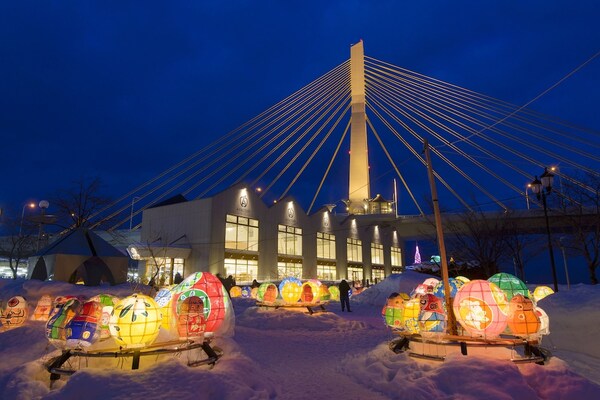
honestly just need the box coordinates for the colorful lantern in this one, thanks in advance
[90,294,120,340]
[47,298,83,348]
[533,286,554,303]
[230,286,242,298]
[0,296,29,328]
[241,286,252,298]
[488,273,530,301]
[455,276,471,285]
[257,283,278,304]
[300,281,320,304]
[381,292,404,328]
[319,284,331,301]
[279,277,303,304]
[171,272,232,336]
[452,280,509,339]
[250,287,258,299]
[109,294,162,349]
[418,294,446,336]
[175,295,206,340]
[32,295,53,321]
[401,298,421,334]
[507,294,540,338]
[154,287,175,331]
[328,286,340,301]
[411,280,436,298]
[433,278,460,299]
[534,306,550,336]
[66,300,102,348]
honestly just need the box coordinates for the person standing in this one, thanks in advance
[339,279,351,312]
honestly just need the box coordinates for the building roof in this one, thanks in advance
[35,228,127,258]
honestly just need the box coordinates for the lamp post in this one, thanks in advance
[130,196,140,231]
[37,200,49,251]
[530,167,559,292]
[19,202,36,236]
[559,236,571,290]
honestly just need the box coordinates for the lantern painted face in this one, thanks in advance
[300,281,320,304]
[1,296,29,328]
[488,273,530,301]
[452,280,508,338]
[279,277,303,304]
[257,283,278,304]
[175,295,206,340]
[109,294,162,349]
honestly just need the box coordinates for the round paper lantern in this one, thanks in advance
[47,298,83,348]
[411,281,436,298]
[488,273,530,301]
[455,276,471,285]
[32,295,53,321]
[534,306,550,336]
[90,294,120,340]
[109,294,162,349]
[328,286,340,301]
[418,294,446,337]
[66,300,102,348]
[171,272,231,336]
[300,281,320,304]
[452,280,509,338]
[250,287,258,299]
[257,283,278,304]
[230,286,242,298]
[433,278,460,299]
[241,286,252,298]
[279,277,303,304]
[0,296,29,328]
[507,294,540,338]
[319,284,331,301]
[533,286,554,303]
[382,292,404,328]
[154,287,175,331]
[401,298,421,334]
[174,294,206,340]
[423,277,440,287]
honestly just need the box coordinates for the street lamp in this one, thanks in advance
[130,196,141,231]
[19,202,36,236]
[530,167,559,292]
[37,200,49,251]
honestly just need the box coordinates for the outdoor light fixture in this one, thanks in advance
[19,202,36,236]
[530,167,559,292]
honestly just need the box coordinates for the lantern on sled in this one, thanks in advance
[533,286,554,303]
[90,294,120,340]
[32,295,53,321]
[319,284,331,301]
[452,280,509,339]
[230,286,242,298]
[488,273,530,301]
[154,287,175,331]
[257,283,278,304]
[241,286,252,298]
[109,294,162,349]
[173,293,206,340]
[401,297,421,334]
[0,296,29,328]
[279,277,302,304]
[506,294,540,338]
[66,300,103,348]
[381,292,405,328]
[418,294,446,337]
[328,286,340,301]
[47,298,83,348]
[433,278,460,300]
[300,281,321,304]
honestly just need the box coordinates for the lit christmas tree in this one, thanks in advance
[414,243,421,264]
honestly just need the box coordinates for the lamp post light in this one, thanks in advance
[19,202,36,236]
[37,200,49,251]
[130,196,141,231]
[530,167,559,292]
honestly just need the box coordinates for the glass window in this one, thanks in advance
[277,260,303,279]
[225,214,259,251]
[317,232,336,259]
[224,257,258,284]
[391,246,403,267]
[278,225,302,256]
[348,265,363,286]
[347,238,362,262]
[371,243,384,265]
[317,264,337,281]
[372,267,385,283]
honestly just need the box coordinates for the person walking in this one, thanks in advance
[339,279,351,312]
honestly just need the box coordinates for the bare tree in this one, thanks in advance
[0,213,37,279]
[52,177,113,230]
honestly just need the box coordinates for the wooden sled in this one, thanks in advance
[255,301,328,315]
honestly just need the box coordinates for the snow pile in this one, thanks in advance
[351,271,432,306]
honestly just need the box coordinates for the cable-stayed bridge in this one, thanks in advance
[91,41,599,232]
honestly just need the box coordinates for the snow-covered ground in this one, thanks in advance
[0,272,599,400]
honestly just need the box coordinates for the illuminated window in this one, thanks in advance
[278,225,302,256]
[348,265,363,285]
[391,246,403,267]
[277,260,303,279]
[145,257,184,286]
[347,238,362,262]
[372,267,385,283]
[316,232,336,259]
[224,257,258,284]
[317,263,336,281]
[225,214,259,251]
[371,243,384,265]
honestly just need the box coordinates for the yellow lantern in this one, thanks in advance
[279,277,302,304]
[328,286,340,301]
[109,294,162,349]
[32,294,53,321]
[402,298,421,334]
[154,287,175,331]
[533,286,554,303]
[230,286,242,298]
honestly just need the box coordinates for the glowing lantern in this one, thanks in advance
[47,298,83,348]
[279,277,303,304]
[300,281,320,304]
[488,273,530,301]
[452,280,509,339]
[455,276,471,285]
[534,306,550,336]
[319,284,331,301]
[533,286,554,303]
[154,287,175,331]
[66,300,103,348]
[174,295,206,340]
[90,294,120,340]
[401,297,421,334]
[411,280,436,298]
[171,272,231,336]
[32,295,53,321]
[328,286,340,301]
[433,278,460,299]
[418,294,446,336]
[507,294,540,337]
[0,296,29,328]
[257,283,278,304]
[250,287,258,299]
[241,286,252,298]
[109,294,162,349]
[381,292,405,328]
[423,277,440,287]
[230,286,242,298]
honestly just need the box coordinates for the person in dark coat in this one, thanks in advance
[339,279,351,312]
[251,279,260,288]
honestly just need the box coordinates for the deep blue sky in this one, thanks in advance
[1,2,599,282]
